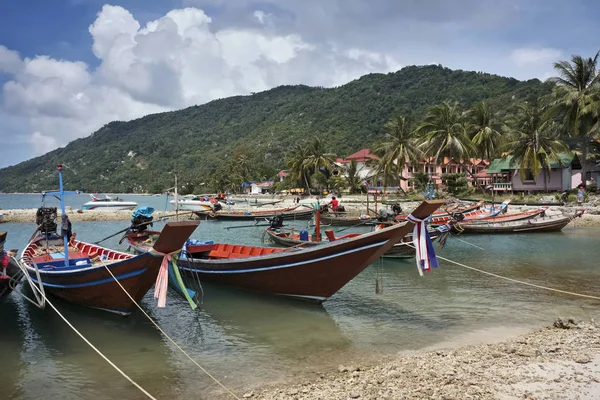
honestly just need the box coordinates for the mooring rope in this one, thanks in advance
[406,243,600,301]
[98,260,242,400]
[27,281,156,399]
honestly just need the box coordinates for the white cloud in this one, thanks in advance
[0,45,22,74]
[0,4,402,166]
[30,132,58,156]
[510,47,562,67]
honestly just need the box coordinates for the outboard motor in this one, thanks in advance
[377,209,390,222]
[36,207,58,237]
[337,205,346,213]
[212,203,223,212]
[391,203,403,215]
[319,205,329,214]
[269,215,284,230]
[450,212,465,222]
[130,206,155,233]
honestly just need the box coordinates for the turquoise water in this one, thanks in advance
[1,205,600,399]
[0,193,172,211]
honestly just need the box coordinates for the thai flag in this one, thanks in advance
[486,185,493,190]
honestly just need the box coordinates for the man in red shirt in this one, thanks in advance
[329,196,339,211]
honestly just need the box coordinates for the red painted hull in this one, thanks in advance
[194,206,314,221]
[22,221,199,315]
[178,201,444,302]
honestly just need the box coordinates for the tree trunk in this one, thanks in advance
[460,162,486,194]
[581,137,589,186]
[303,173,311,196]
[543,167,548,193]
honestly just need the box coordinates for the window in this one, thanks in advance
[441,167,447,174]
[524,169,535,182]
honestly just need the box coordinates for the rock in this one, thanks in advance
[350,392,360,398]
[505,345,517,354]
[338,365,349,373]
[243,391,254,398]
[387,371,401,379]
[575,354,593,364]
[288,388,299,395]
[553,318,580,329]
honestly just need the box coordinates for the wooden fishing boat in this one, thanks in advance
[319,214,377,227]
[0,232,23,302]
[22,220,199,315]
[457,207,548,224]
[457,209,584,234]
[398,200,510,225]
[194,205,314,221]
[20,165,200,315]
[264,227,440,258]
[176,200,444,303]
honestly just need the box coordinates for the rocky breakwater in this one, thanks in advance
[251,318,600,400]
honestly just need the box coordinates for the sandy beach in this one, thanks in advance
[2,195,600,227]
[250,318,600,400]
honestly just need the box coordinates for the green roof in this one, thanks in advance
[486,153,575,174]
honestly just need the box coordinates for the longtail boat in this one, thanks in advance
[194,205,314,221]
[264,227,440,258]
[398,200,510,226]
[457,209,584,234]
[0,232,23,302]
[176,200,444,303]
[21,165,200,315]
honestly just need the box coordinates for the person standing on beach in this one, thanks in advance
[577,184,585,205]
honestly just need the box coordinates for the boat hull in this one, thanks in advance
[22,221,199,315]
[0,232,22,302]
[195,207,314,221]
[178,200,444,302]
[458,214,578,234]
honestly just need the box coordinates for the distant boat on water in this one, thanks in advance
[82,194,137,211]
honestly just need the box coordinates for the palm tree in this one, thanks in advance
[286,144,312,194]
[344,160,363,193]
[302,138,337,193]
[374,116,422,192]
[468,102,503,161]
[416,102,481,192]
[546,51,600,182]
[504,102,570,192]
[286,138,336,194]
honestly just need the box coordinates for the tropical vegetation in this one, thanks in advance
[0,55,599,194]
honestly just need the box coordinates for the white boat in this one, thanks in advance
[82,194,138,211]
[170,195,214,211]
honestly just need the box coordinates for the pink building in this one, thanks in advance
[335,148,490,192]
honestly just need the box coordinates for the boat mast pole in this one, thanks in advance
[175,175,179,221]
[58,164,69,267]
[315,201,321,242]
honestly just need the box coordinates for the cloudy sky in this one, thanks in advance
[0,0,599,168]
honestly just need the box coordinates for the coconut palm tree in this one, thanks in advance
[286,144,312,194]
[504,102,570,192]
[546,51,600,181]
[373,115,422,192]
[286,138,336,194]
[416,102,481,192]
[344,160,363,194]
[468,101,503,161]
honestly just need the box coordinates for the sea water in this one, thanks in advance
[1,198,599,399]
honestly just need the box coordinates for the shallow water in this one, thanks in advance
[1,204,600,399]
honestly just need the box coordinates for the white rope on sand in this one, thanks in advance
[407,244,600,301]
[98,260,242,400]
[27,283,157,399]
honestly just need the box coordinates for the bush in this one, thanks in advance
[441,173,468,195]
[587,184,597,193]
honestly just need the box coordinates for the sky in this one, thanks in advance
[1,0,599,168]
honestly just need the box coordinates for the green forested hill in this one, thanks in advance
[0,65,553,193]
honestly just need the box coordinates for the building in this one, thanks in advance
[249,181,273,194]
[485,154,596,192]
[334,148,489,192]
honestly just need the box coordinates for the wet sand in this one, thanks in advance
[250,318,600,400]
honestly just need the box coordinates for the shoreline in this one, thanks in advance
[2,197,600,227]
[249,318,600,400]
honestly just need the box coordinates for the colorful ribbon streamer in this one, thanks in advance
[407,214,439,276]
[149,248,180,307]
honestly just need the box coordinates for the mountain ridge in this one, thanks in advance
[0,65,553,193]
